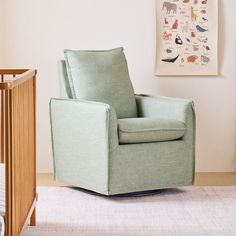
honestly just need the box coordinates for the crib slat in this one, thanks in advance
[5,89,13,236]
[0,75,4,163]
[0,93,4,163]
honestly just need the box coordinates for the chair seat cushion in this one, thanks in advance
[118,117,186,144]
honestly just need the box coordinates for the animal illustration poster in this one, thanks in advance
[155,0,218,76]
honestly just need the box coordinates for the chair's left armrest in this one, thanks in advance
[135,94,196,144]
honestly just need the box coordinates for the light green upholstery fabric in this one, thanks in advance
[118,117,186,144]
[109,95,196,194]
[50,50,195,195]
[110,140,193,194]
[135,95,195,145]
[50,98,118,195]
[50,94,195,195]
[64,48,137,119]
[58,60,73,99]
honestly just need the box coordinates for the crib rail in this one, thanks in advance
[0,69,37,236]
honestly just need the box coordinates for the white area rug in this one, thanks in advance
[24,187,236,236]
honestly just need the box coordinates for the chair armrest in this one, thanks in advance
[49,98,118,193]
[135,94,196,144]
[50,98,119,151]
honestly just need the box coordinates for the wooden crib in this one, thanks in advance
[0,70,37,236]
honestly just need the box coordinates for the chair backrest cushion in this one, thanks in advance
[58,60,73,99]
[64,47,137,119]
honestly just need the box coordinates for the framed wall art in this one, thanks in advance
[155,0,218,76]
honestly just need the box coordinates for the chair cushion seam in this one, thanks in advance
[119,128,186,133]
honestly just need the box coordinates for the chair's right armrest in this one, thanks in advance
[50,97,119,149]
[50,98,119,168]
[49,98,118,193]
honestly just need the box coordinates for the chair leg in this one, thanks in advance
[30,209,36,226]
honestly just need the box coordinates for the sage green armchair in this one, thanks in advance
[50,48,195,195]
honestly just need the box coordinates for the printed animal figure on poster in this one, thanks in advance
[162,2,177,14]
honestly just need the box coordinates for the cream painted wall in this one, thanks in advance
[0,0,235,172]
[0,0,5,65]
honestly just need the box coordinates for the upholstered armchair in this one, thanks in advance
[50,48,195,195]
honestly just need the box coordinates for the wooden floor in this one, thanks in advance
[37,173,236,187]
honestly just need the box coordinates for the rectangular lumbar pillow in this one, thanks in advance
[64,48,137,119]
